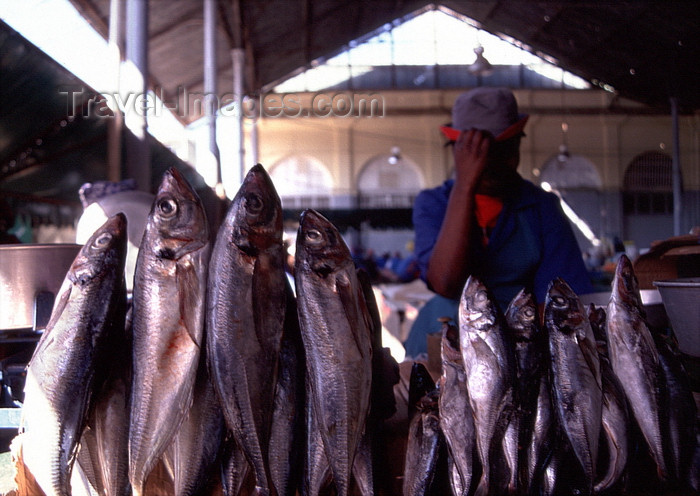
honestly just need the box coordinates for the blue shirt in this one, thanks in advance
[405,177,594,357]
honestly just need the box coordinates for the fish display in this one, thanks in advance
[398,257,697,495]
[11,166,698,496]
[19,213,128,496]
[206,164,286,496]
[294,209,374,496]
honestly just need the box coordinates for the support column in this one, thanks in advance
[125,0,150,191]
[671,97,683,236]
[204,0,222,198]
[232,48,245,184]
[107,0,124,183]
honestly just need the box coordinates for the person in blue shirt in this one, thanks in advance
[405,87,593,358]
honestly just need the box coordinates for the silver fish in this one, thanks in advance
[206,163,286,496]
[545,277,602,493]
[128,168,210,496]
[165,355,225,496]
[21,213,128,496]
[438,320,476,496]
[504,289,549,494]
[606,254,669,480]
[295,209,373,496]
[402,389,442,496]
[458,275,515,496]
[268,280,306,496]
[655,334,698,483]
[585,304,630,493]
[78,318,132,496]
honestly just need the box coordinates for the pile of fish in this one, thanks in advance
[13,165,399,496]
[403,255,699,495]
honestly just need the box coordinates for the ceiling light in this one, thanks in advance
[468,45,493,76]
[388,146,401,165]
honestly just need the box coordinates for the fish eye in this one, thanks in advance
[523,307,534,318]
[551,295,567,308]
[305,228,323,244]
[245,193,263,213]
[475,290,488,303]
[94,232,112,247]
[158,197,178,218]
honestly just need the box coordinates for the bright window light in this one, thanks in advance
[0,0,186,153]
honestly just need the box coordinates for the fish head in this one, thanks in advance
[545,278,588,338]
[296,209,351,277]
[586,303,608,344]
[228,164,283,255]
[459,275,498,331]
[505,288,539,341]
[148,167,209,260]
[70,213,128,285]
[611,254,643,310]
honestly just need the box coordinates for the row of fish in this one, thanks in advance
[15,165,399,496]
[403,255,699,495]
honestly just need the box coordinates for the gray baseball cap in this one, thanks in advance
[440,87,528,141]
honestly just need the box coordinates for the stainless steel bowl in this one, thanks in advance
[0,244,82,331]
[654,278,700,357]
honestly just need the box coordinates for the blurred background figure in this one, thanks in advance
[75,179,154,292]
[0,199,21,244]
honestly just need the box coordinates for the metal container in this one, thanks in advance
[0,244,81,331]
[654,278,700,357]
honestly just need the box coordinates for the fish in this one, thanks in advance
[408,362,436,423]
[654,333,698,484]
[165,353,226,496]
[438,319,476,496]
[128,167,210,496]
[402,389,443,496]
[606,254,669,480]
[585,304,630,494]
[77,316,132,496]
[525,369,554,495]
[268,279,306,496]
[20,213,128,496]
[504,289,549,494]
[294,209,373,496]
[545,277,602,493]
[220,436,252,496]
[206,163,287,496]
[458,275,515,496]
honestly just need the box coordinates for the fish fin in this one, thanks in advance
[336,272,371,358]
[356,269,382,349]
[177,261,203,347]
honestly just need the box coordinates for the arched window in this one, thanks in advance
[539,153,602,249]
[623,151,675,215]
[540,154,602,190]
[269,156,333,209]
[357,153,424,208]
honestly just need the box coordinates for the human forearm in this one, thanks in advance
[426,181,477,298]
[426,130,489,299]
